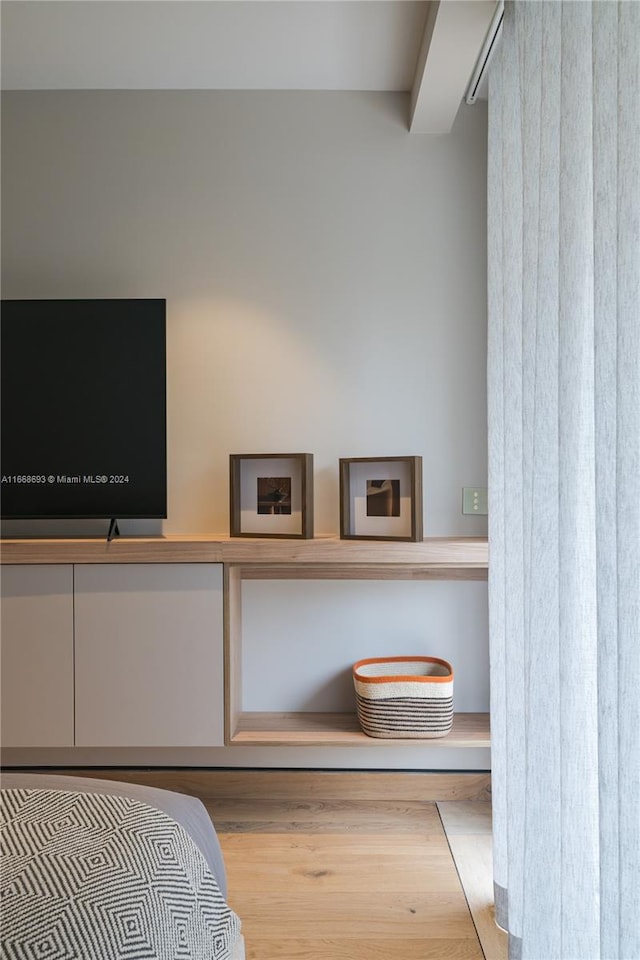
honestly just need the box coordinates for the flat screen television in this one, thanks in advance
[1,298,167,521]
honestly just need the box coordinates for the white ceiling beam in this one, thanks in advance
[409,0,498,135]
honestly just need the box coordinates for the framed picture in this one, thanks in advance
[339,456,423,541]
[229,453,314,539]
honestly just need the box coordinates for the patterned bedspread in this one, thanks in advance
[0,787,241,960]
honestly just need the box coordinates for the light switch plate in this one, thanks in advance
[462,487,488,515]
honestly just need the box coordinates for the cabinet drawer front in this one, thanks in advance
[74,563,223,747]
[1,564,74,747]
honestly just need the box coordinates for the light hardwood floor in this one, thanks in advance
[47,769,504,960]
[207,793,504,960]
[438,802,507,960]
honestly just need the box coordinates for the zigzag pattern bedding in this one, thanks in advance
[0,787,241,960]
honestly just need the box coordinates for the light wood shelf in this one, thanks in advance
[230,712,490,748]
[2,535,490,755]
[222,541,488,748]
[0,535,488,573]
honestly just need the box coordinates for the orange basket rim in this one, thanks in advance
[353,655,454,684]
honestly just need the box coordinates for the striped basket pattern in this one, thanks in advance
[353,656,454,739]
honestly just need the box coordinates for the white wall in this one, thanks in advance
[1,91,489,768]
[1,91,487,538]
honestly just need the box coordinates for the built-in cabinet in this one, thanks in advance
[0,564,74,747]
[74,564,224,747]
[0,560,224,749]
[0,536,489,759]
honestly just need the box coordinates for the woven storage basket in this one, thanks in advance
[353,656,454,739]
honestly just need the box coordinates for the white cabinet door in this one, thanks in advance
[0,564,74,747]
[74,563,223,747]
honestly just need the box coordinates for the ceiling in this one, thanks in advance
[0,0,497,133]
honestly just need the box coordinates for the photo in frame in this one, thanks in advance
[229,453,314,538]
[339,456,423,541]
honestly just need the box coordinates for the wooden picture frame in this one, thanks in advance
[339,456,423,542]
[229,453,314,539]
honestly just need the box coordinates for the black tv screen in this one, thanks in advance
[1,298,167,519]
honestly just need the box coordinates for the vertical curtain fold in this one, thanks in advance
[488,3,640,959]
[593,4,621,958]
[615,5,640,956]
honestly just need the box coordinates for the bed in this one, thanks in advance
[0,772,245,960]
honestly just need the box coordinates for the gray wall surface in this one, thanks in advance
[1,91,490,766]
[1,90,487,538]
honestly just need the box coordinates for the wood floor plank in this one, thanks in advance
[221,850,462,893]
[218,832,453,858]
[204,797,445,834]
[228,891,480,939]
[437,801,506,960]
[244,938,484,959]
[437,800,493,836]
[443,833,507,960]
[46,768,491,801]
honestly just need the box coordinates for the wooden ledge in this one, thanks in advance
[0,535,488,569]
[229,712,490,748]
